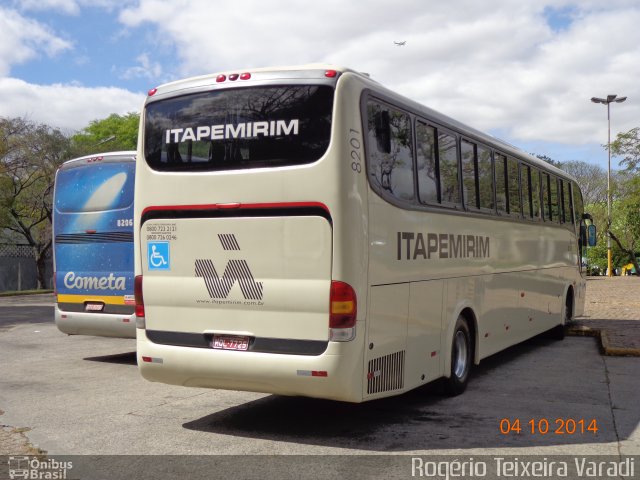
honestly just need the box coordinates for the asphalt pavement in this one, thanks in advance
[0,284,638,479]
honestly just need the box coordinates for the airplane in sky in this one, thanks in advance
[394,41,406,46]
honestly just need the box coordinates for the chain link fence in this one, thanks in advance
[0,243,53,292]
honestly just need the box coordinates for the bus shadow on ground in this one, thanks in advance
[183,336,637,452]
[84,351,137,365]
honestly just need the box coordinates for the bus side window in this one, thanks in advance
[507,157,521,217]
[521,164,532,219]
[541,172,551,221]
[366,100,414,201]
[477,145,494,210]
[550,176,560,223]
[461,139,479,210]
[572,182,584,226]
[562,179,574,225]
[495,153,507,213]
[438,131,460,205]
[531,168,541,220]
[416,122,439,204]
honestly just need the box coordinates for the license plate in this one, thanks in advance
[212,335,249,351]
[85,302,104,312]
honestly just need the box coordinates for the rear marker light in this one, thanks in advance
[325,69,338,78]
[216,74,226,83]
[240,72,251,80]
[297,370,328,377]
[229,73,239,81]
[147,88,157,96]
[134,275,145,321]
[142,356,163,364]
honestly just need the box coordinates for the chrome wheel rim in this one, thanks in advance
[453,330,468,379]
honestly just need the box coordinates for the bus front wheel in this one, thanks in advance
[444,315,472,396]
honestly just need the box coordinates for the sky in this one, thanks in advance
[1,0,639,169]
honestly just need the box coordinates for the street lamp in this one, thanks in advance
[591,94,627,277]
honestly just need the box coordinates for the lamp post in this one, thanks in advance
[591,94,626,277]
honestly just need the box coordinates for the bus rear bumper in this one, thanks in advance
[137,330,364,403]
[55,304,136,338]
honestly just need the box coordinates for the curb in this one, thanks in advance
[566,324,640,357]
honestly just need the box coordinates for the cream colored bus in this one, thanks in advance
[134,65,594,402]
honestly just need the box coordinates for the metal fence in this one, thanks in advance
[0,243,53,292]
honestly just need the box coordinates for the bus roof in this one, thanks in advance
[145,64,576,183]
[59,151,136,171]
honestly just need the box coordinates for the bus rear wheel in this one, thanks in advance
[444,315,472,396]
[549,291,572,340]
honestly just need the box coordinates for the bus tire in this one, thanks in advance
[444,315,472,396]
[549,291,572,340]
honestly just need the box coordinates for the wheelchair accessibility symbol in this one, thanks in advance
[148,242,170,270]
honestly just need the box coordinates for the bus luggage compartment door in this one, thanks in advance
[141,215,332,343]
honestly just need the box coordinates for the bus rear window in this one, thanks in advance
[144,85,334,171]
[55,163,135,213]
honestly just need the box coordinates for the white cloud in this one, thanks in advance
[14,0,81,15]
[14,0,136,15]
[0,77,144,132]
[118,53,163,81]
[0,7,72,76]
[118,0,640,150]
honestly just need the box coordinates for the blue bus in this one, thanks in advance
[53,151,136,338]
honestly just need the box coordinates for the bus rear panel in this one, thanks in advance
[54,152,137,338]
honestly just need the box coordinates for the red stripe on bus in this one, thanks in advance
[142,201,330,216]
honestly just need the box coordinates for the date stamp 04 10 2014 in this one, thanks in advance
[499,418,599,436]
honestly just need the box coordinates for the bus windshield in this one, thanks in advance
[144,85,334,171]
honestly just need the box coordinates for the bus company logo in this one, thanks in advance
[195,234,264,301]
[63,272,126,291]
[397,231,490,261]
[165,119,299,144]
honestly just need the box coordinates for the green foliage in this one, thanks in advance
[0,117,71,287]
[534,154,562,167]
[610,127,640,172]
[70,112,139,156]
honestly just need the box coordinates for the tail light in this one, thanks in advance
[329,281,357,341]
[134,275,145,328]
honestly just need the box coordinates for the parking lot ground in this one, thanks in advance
[0,279,638,476]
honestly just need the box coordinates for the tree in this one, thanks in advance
[559,160,607,206]
[534,154,562,168]
[610,127,640,171]
[69,112,139,156]
[605,129,640,274]
[0,117,70,288]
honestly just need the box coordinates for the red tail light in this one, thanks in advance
[329,281,357,328]
[134,275,145,318]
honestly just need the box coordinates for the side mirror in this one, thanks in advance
[587,224,597,247]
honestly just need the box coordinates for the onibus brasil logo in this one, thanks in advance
[195,234,264,301]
